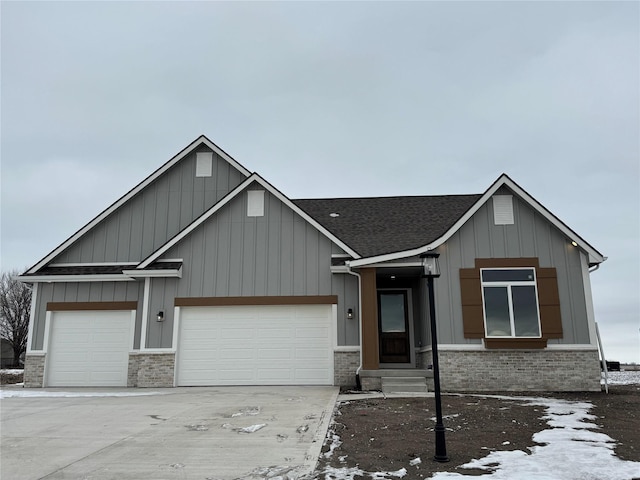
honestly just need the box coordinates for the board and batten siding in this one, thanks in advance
[30,281,143,351]
[429,189,590,346]
[143,186,360,349]
[52,147,247,264]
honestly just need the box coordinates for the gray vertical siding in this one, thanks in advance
[31,281,143,350]
[434,190,589,345]
[52,148,247,264]
[143,185,360,348]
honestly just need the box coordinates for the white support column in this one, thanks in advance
[139,277,151,351]
[26,283,39,353]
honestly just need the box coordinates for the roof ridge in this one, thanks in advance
[292,193,482,201]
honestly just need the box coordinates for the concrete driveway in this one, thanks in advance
[1,386,338,480]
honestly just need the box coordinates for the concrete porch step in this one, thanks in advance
[381,376,428,394]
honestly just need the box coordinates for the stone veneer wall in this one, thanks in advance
[23,354,45,387]
[334,350,360,387]
[128,352,175,387]
[438,349,601,392]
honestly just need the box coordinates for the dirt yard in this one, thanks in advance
[314,384,640,479]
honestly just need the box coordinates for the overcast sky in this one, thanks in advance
[1,1,638,363]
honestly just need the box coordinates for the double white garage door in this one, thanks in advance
[176,305,333,386]
[45,305,332,387]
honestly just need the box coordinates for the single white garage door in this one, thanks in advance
[177,304,333,386]
[46,310,133,387]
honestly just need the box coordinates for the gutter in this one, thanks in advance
[345,265,363,390]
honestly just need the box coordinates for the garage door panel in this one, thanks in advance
[178,305,332,386]
[46,311,132,387]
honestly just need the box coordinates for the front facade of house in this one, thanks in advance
[20,136,605,391]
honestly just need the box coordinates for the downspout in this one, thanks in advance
[346,265,363,390]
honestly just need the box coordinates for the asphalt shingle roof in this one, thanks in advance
[293,194,482,258]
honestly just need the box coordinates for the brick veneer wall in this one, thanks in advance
[334,350,360,387]
[23,354,45,387]
[438,349,601,392]
[128,352,175,387]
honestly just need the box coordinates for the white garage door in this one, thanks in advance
[46,310,133,387]
[177,304,333,386]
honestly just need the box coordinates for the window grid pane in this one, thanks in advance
[512,286,541,337]
[483,287,511,336]
[481,269,535,283]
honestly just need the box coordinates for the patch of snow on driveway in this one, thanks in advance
[0,389,167,399]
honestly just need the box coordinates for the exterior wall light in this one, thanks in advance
[156,311,164,322]
[347,308,354,320]
[422,252,441,278]
[571,241,578,247]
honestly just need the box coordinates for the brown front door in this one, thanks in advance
[378,290,410,364]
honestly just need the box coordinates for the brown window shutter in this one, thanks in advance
[537,267,563,339]
[460,268,484,338]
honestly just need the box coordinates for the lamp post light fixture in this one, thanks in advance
[421,252,450,463]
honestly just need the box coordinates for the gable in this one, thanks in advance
[155,181,351,297]
[28,137,250,271]
[348,174,605,267]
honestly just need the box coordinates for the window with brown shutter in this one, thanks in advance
[459,258,563,349]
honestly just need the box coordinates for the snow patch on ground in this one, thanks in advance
[0,389,168,399]
[602,370,640,385]
[0,369,24,375]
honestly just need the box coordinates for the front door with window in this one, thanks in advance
[378,291,411,364]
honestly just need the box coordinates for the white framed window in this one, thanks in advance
[480,267,541,338]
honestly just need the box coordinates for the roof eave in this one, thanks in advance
[348,173,606,268]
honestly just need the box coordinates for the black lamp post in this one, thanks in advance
[422,252,449,463]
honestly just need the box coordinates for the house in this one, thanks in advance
[18,135,606,391]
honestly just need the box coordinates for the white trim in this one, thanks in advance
[172,306,181,387]
[24,351,45,357]
[122,268,182,278]
[418,343,597,352]
[581,252,599,346]
[129,311,137,352]
[26,283,38,353]
[155,258,184,263]
[334,346,361,352]
[139,278,151,350]
[172,306,180,352]
[330,266,350,273]
[16,274,135,283]
[42,311,52,387]
[130,348,176,354]
[139,173,360,269]
[546,344,598,351]
[331,253,352,258]
[27,135,251,274]
[348,174,606,267]
[49,261,139,267]
[42,311,52,355]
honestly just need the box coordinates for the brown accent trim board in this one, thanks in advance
[360,268,379,370]
[174,295,338,307]
[47,301,138,311]
[475,258,540,268]
[484,338,548,349]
